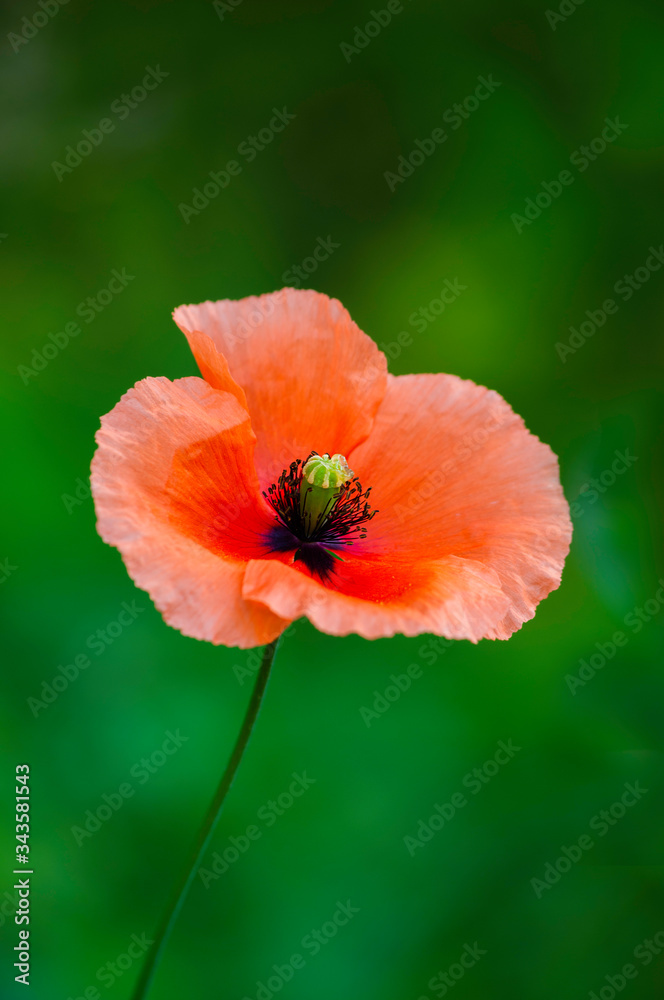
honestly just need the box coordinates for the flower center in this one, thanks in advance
[263,451,377,578]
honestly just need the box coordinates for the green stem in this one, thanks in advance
[130,637,281,1000]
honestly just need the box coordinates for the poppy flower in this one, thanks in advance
[91,289,571,649]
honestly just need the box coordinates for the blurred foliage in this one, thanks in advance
[1,0,663,998]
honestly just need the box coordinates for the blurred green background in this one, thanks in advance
[1,0,663,997]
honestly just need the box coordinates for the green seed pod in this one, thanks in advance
[300,453,354,532]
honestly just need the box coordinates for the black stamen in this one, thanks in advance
[262,452,377,579]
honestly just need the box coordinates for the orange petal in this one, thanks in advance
[183,329,248,409]
[173,289,388,488]
[243,552,510,642]
[345,373,572,639]
[91,376,290,648]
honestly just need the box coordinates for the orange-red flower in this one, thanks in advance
[91,289,572,649]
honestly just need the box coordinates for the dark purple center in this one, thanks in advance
[262,452,377,580]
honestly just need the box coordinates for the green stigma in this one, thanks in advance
[300,453,354,532]
[302,452,353,489]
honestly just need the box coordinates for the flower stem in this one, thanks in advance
[130,636,281,1000]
